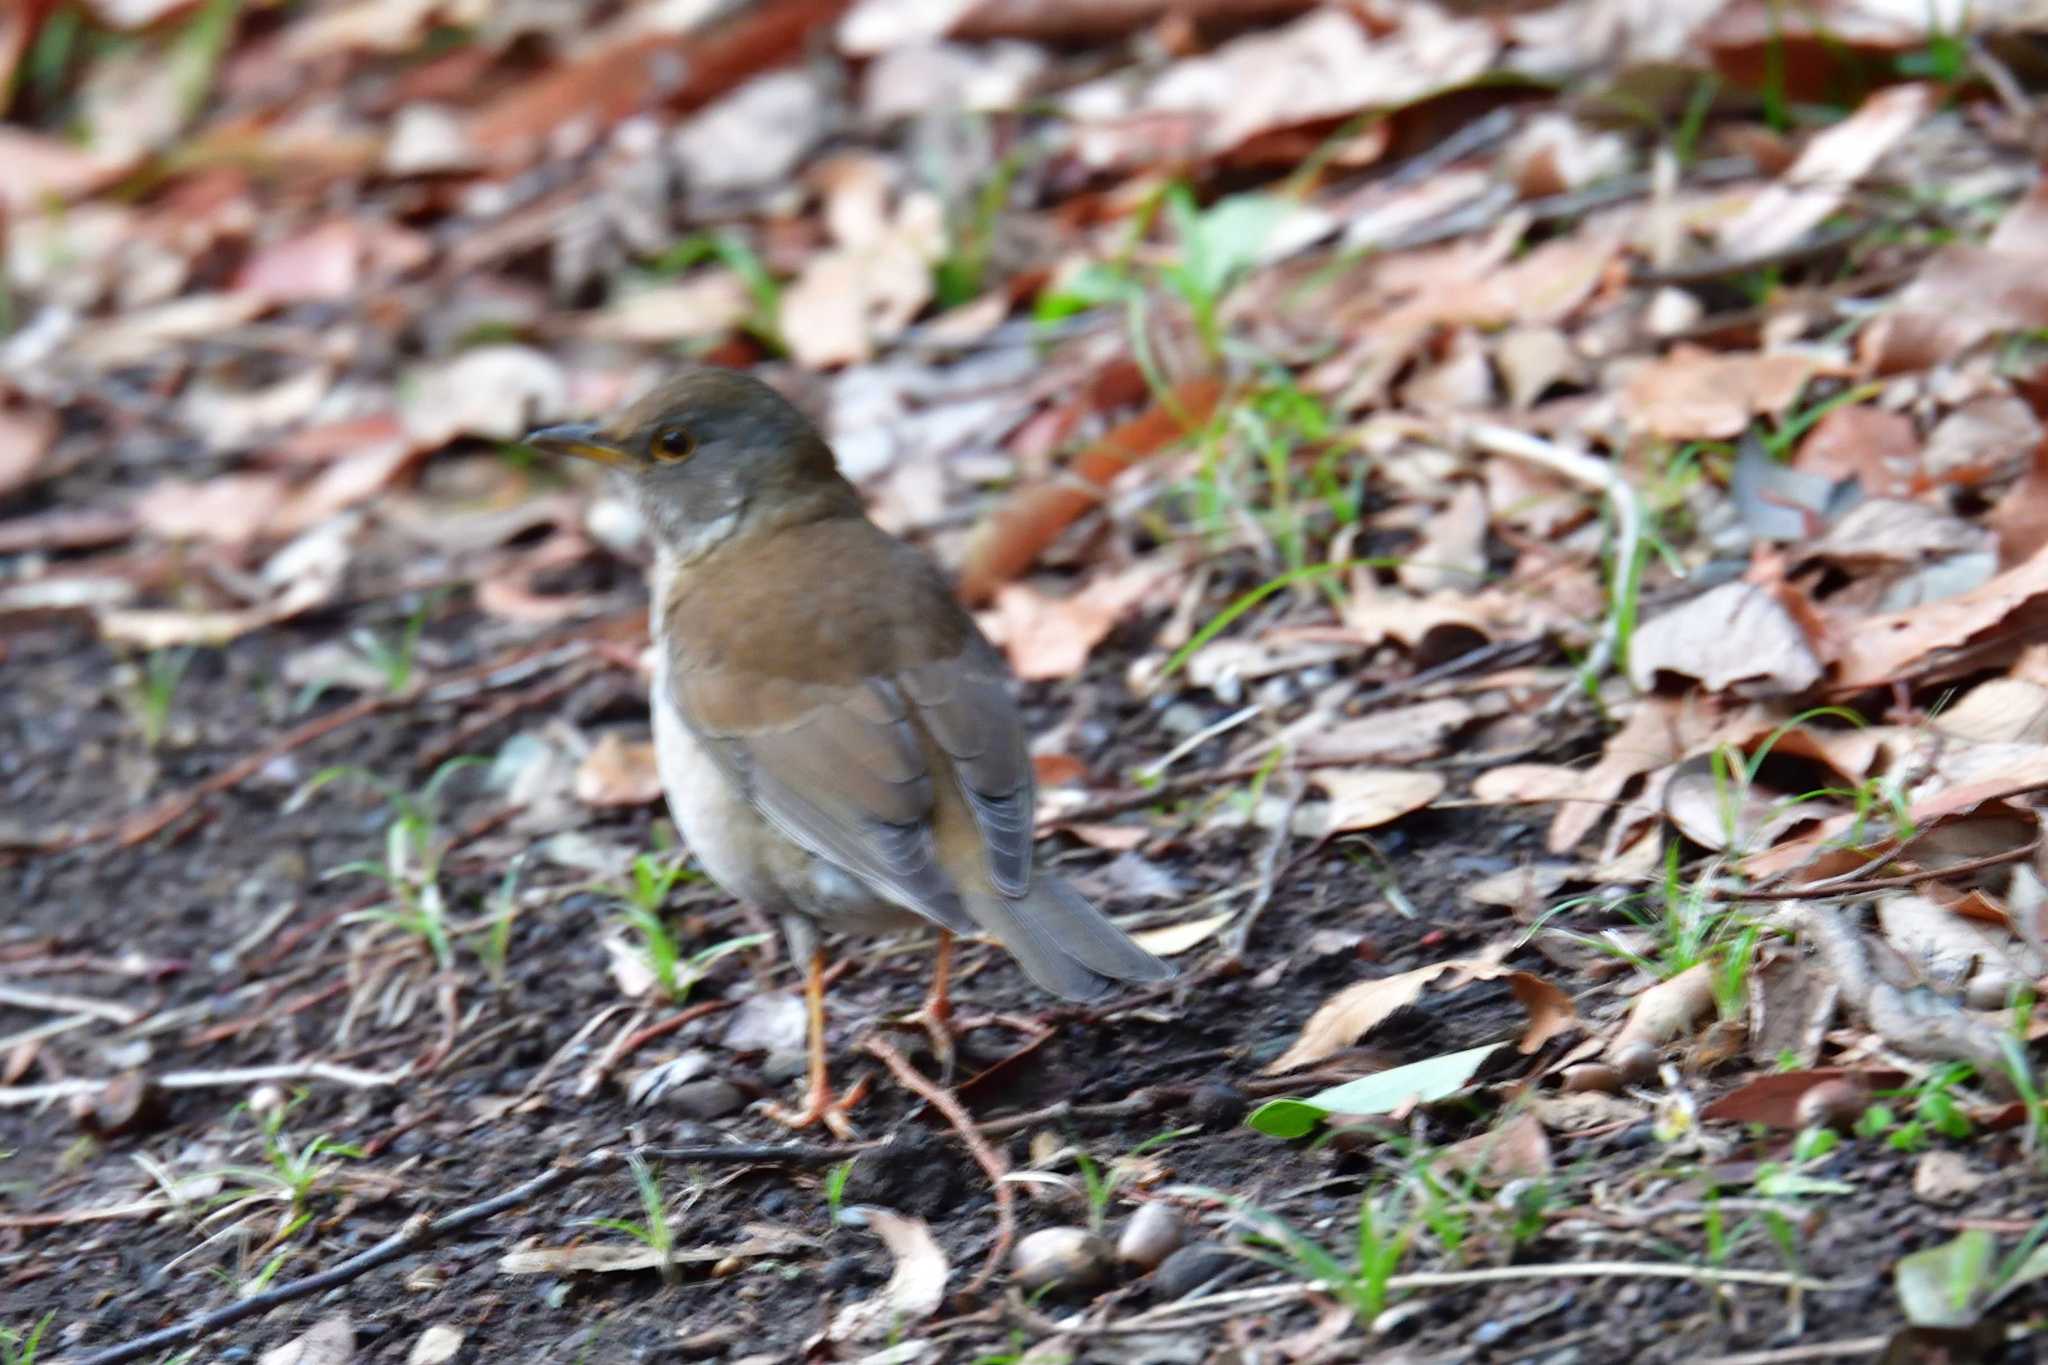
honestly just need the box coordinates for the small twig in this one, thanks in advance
[1462,421,1644,710]
[1713,836,2043,902]
[1070,1261,1862,1337]
[1221,772,1300,961]
[61,1141,854,1365]
[975,1088,1183,1140]
[0,983,141,1025]
[0,1060,407,1109]
[1701,1338,1893,1365]
[862,1035,1015,1294]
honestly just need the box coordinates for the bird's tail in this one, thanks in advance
[962,876,1175,1002]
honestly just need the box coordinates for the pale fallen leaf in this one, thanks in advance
[1304,768,1445,835]
[1129,910,1235,958]
[830,1208,949,1341]
[1935,678,2048,745]
[582,272,754,343]
[402,345,568,445]
[1619,348,1824,441]
[132,473,290,547]
[781,155,944,368]
[406,1325,465,1365]
[1268,956,1572,1073]
[1913,1150,1989,1206]
[71,292,270,370]
[1430,1113,1552,1182]
[979,564,1166,682]
[575,733,664,808]
[259,1313,353,1365]
[1628,581,1821,695]
[1607,962,1716,1058]
[1715,84,1933,259]
[1251,1042,1505,1137]
[0,127,127,210]
[1470,764,1586,807]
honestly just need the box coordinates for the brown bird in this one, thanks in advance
[528,369,1171,1134]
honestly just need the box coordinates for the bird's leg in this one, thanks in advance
[761,947,866,1138]
[899,929,958,1077]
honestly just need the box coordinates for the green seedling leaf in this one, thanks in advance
[1897,1227,1995,1328]
[1247,1043,1504,1139]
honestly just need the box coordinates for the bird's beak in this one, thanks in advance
[524,422,636,468]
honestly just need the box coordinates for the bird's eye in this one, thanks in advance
[651,424,696,462]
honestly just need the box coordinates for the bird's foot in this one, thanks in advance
[760,1074,869,1140]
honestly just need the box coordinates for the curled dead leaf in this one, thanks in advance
[830,1207,948,1341]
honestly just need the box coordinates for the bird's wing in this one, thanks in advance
[662,522,1035,926]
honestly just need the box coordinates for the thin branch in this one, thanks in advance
[862,1035,1015,1294]
[63,1142,855,1365]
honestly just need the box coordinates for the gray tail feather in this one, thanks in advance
[964,876,1175,1002]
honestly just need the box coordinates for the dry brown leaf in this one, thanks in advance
[1715,83,1933,259]
[1267,956,1572,1073]
[1607,962,1716,1058]
[1861,176,2048,373]
[259,1313,354,1365]
[406,1325,464,1365]
[132,473,290,547]
[402,346,568,445]
[1307,768,1445,835]
[1129,910,1235,958]
[978,564,1165,682]
[583,273,754,343]
[1698,1067,1906,1128]
[1430,1113,1552,1182]
[0,127,127,209]
[1628,581,1822,695]
[0,402,58,499]
[1794,402,1919,497]
[1470,764,1585,807]
[1619,348,1825,441]
[1831,539,2048,692]
[829,1208,948,1341]
[1545,697,1691,854]
[781,155,944,369]
[1989,440,2048,567]
[1935,678,2048,745]
[574,733,664,808]
[1296,698,1481,766]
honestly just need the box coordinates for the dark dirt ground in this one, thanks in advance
[6,597,2048,1364]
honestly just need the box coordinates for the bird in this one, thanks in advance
[527,368,1172,1135]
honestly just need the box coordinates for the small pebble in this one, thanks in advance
[1795,1078,1868,1132]
[1153,1242,1239,1300]
[664,1079,745,1121]
[1116,1203,1185,1272]
[1011,1227,1114,1296]
[1612,1040,1661,1084]
[1187,1083,1247,1129]
[1561,1063,1621,1094]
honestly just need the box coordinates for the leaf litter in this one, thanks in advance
[10,0,2048,1360]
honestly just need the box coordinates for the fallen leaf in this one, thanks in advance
[1619,348,1824,441]
[1268,956,1572,1073]
[1699,1067,1906,1128]
[1249,1043,1506,1138]
[407,1325,465,1365]
[1831,538,2048,692]
[1305,768,1446,835]
[1608,962,1716,1057]
[830,1208,948,1341]
[1913,1150,1989,1206]
[583,272,755,343]
[1129,910,1235,958]
[132,473,290,547]
[781,155,944,368]
[1715,84,1934,259]
[979,564,1166,681]
[1627,581,1822,695]
[1430,1113,1552,1182]
[575,733,664,808]
[259,1313,353,1365]
[0,402,58,499]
